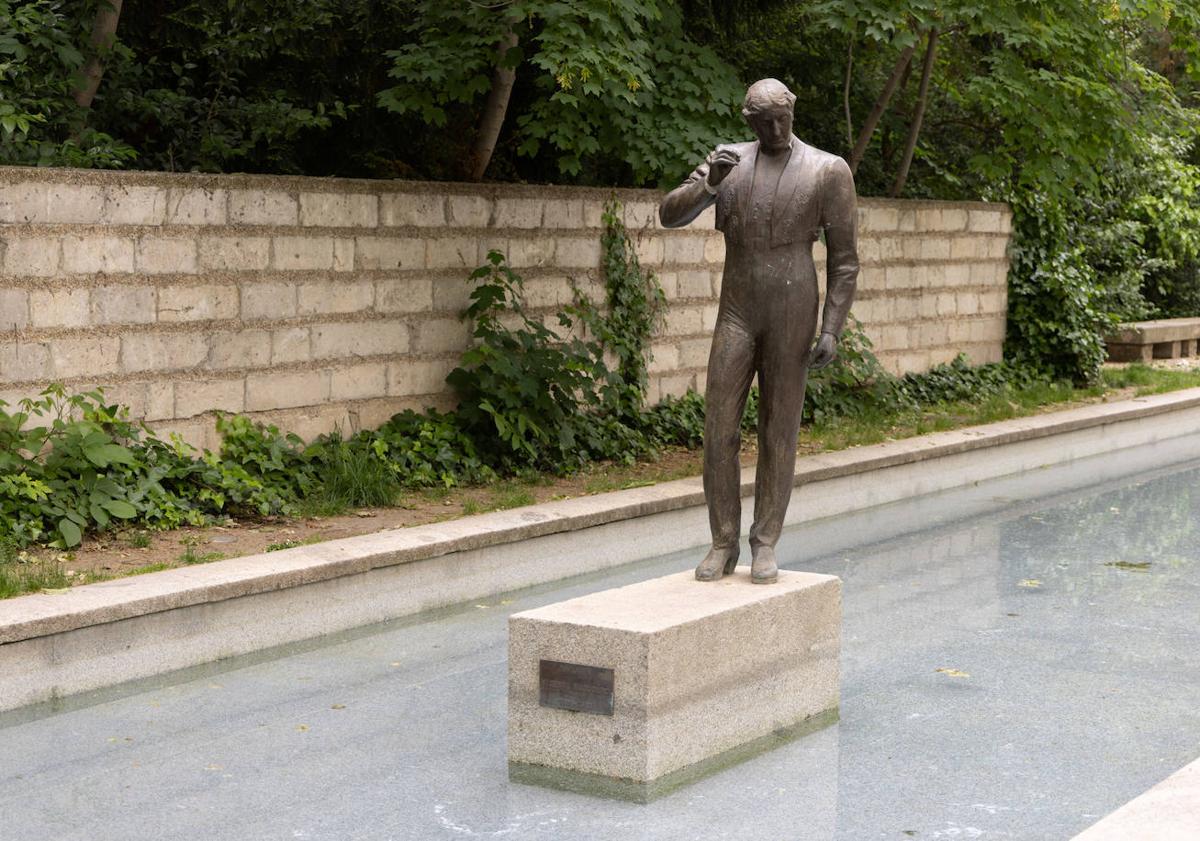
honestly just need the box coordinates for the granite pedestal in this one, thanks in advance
[507,568,841,801]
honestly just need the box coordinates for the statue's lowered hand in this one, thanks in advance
[705,145,741,188]
[808,332,838,370]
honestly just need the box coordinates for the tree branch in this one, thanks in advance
[72,0,123,110]
[843,38,854,152]
[847,40,916,174]
[469,26,519,181]
[891,27,939,197]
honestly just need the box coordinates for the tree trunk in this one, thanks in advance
[843,39,854,152]
[469,27,519,181]
[890,27,939,198]
[847,41,916,174]
[72,0,123,110]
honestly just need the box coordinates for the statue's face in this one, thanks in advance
[745,105,793,152]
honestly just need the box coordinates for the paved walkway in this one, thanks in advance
[3,443,1200,840]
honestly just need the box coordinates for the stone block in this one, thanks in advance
[165,188,227,225]
[376,277,434,314]
[103,186,167,225]
[935,293,957,317]
[493,198,544,229]
[656,373,694,400]
[387,358,456,397]
[956,293,981,316]
[0,183,47,223]
[333,238,355,272]
[121,332,208,373]
[508,570,840,801]
[663,306,706,336]
[663,236,705,265]
[92,285,157,325]
[865,206,899,232]
[136,236,198,274]
[44,183,107,224]
[299,193,378,228]
[241,282,297,321]
[244,370,330,411]
[949,237,981,261]
[51,336,121,378]
[145,381,175,419]
[677,337,711,369]
[427,237,478,270]
[413,317,469,353]
[207,330,271,370]
[447,195,492,228]
[60,236,135,274]
[174,378,245,418]
[542,199,586,229]
[380,192,445,227]
[647,342,679,374]
[508,237,556,268]
[703,234,725,264]
[987,237,1009,259]
[228,190,299,226]
[0,342,52,382]
[634,237,665,266]
[0,289,29,332]
[623,201,658,231]
[158,285,238,323]
[297,280,374,315]
[271,327,311,364]
[676,269,713,299]
[197,236,271,271]
[701,304,720,332]
[330,362,388,401]
[941,208,969,231]
[272,235,334,270]
[968,210,1003,233]
[356,236,424,271]
[555,236,601,269]
[4,236,62,277]
[29,289,90,328]
[919,237,951,261]
[884,265,913,290]
[312,320,408,359]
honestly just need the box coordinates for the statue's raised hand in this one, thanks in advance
[809,332,838,370]
[705,145,741,188]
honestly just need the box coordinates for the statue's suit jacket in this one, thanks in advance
[660,135,859,338]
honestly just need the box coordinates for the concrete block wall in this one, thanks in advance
[0,167,1010,447]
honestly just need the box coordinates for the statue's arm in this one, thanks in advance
[819,157,860,339]
[659,160,716,229]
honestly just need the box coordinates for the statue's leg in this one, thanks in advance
[748,293,817,582]
[697,313,756,580]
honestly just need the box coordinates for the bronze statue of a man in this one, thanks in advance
[659,78,859,584]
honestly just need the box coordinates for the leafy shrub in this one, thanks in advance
[898,356,1040,406]
[363,409,495,489]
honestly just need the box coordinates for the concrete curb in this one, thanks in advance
[3,387,1200,712]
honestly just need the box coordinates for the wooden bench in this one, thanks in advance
[1106,317,1200,362]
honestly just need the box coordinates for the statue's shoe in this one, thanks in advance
[750,546,778,584]
[695,546,739,581]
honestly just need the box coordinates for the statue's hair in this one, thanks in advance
[742,78,796,115]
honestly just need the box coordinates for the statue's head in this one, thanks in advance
[742,78,795,152]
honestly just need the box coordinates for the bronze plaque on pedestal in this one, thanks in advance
[538,659,614,715]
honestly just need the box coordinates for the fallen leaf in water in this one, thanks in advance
[1104,561,1151,572]
[1018,579,1042,588]
[936,668,970,678]
[205,764,223,771]
[331,704,346,710]
[296,724,309,732]
[41,588,69,595]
